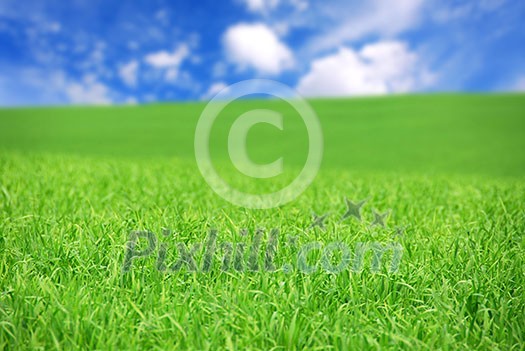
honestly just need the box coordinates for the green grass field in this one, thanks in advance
[1,94,524,350]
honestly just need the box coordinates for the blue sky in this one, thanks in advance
[0,0,524,106]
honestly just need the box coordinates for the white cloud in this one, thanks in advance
[201,82,228,100]
[0,68,117,106]
[145,44,189,68]
[433,0,506,23]
[511,76,525,92]
[240,0,280,13]
[304,0,424,54]
[65,75,112,105]
[119,60,139,87]
[165,67,179,82]
[125,97,138,105]
[290,0,308,11]
[144,44,193,84]
[223,23,294,74]
[212,62,228,78]
[238,0,308,14]
[0,69,64,106]
[297,41,435,97]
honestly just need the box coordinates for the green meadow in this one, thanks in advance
[1,94,524,350]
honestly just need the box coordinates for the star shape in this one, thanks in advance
[394,225,406,238]
[309,212,328,230]
[372,209,390,227]
[340,198,367,222]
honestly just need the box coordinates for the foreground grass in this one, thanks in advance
[1,94,524,349]
[1,152,524,350]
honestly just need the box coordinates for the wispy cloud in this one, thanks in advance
[510,76,525,92]
[118,60,139,87]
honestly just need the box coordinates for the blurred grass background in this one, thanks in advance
[1,94,524,177]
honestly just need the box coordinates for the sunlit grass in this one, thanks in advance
[1,152,524,349]
[1,94,524,349]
